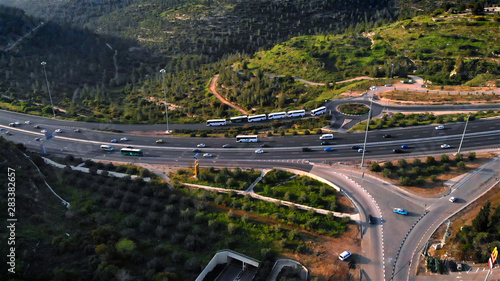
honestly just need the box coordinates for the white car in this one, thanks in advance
[339,251,352,261]
[120,137,129,141]
[441,144,451,149]
[25,121,31,124]
[55,129,62,133]
[41,129,48,133]
[14,121,22,125]
[435,125,445,130]
[197,143,206,148]
[358,148,365,153]
[255,149,264,154]
[203,153,213,158]
[449,197,456,203]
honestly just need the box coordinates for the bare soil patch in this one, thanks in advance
[210,204,361,281]
[380,90,500,104]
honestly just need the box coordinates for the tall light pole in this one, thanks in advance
[159,69,170,134]
[41,61,56,118]
[360,87,376,169]
[457,114,470,155]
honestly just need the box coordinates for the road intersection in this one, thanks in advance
[0,109,499,280]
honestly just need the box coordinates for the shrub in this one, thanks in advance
[440,154,449,163]
[115,238,136,257]
[468,152,476,161]
[426,156,437,165]
[455,153,463,161]
[400,177,411,186]
[441,163,450,171]
[398,159,408,168]
[370,162,381,172]
[457,161,467,170]
[412,159,422,166]
[383,161,394,170]
[382,168,392,178]
[430,175,438,182]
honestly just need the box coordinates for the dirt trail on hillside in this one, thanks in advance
[209,75,248,115]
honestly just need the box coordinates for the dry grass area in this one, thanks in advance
[380,90,500,104]
[367,151,498,195]
[281,223,361,281]
[212,204,361,281]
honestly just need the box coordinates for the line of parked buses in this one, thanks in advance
[205,106,327,126]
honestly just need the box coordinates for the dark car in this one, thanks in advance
[260,144,269,148]
[321,141,330,145]
[192,149,202,153]
[351,145,361,150]
[383,134,391,138]
[368,215,375,224]
[393,149,403,153]
[302,147,312,152]
[34,125,41,129]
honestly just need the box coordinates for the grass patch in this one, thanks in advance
[171,167,261,191]
[338,103,370,115]
[255,174,340,211]
[350,111,500,132]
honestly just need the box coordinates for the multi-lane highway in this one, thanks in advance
[1,109,499,281]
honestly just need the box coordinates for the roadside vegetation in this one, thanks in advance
[0,137,351,280]
[380,90,500,104]
[183,187,349,237]
[170,167,261,191]
[338,103,370,115]
[369,151,479,189]
[350,111,500,132]
[253,170,341,211]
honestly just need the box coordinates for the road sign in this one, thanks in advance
[194,153,199,159]
[45,133,54,140]
[492,247,498,264]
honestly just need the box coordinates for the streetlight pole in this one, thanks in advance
[160,69,170,134]
[41,61,56,118]
[457,114,470,155]
[390,64,394,79]
[360,87,375,169]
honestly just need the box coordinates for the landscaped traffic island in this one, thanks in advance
[338,103,370,115]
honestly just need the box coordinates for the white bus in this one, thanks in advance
[236,135,258,143]
[230,116,247,123]
[286,109,306,117]
[311,106,327,116]
[267,112,287,120]
[247,114,267,122]
[319,134,334,140]
[206,119,227,126]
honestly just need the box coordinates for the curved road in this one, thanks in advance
[1,110,499,281]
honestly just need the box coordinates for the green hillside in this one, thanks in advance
[241,13,500,85]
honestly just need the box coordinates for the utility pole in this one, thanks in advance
[41,61,56,118]
[390,64,394,79]
[360,87,375,169]
[160,69,170,134]
[457,114,470,155]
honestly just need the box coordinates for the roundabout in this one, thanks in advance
[337,103,370,116]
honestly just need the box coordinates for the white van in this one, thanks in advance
[339,251,352,261]
[319,134,334,140]
[100,145,114,151]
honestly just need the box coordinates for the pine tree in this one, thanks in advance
[472,201,491,233]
